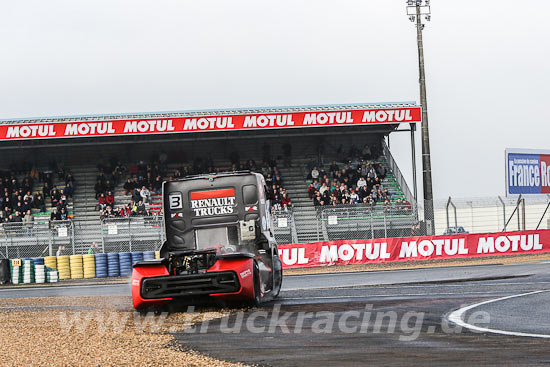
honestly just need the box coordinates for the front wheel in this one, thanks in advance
[271,257,283,298]
[252,260,261,306]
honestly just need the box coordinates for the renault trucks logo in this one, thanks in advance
[190,189,236,216]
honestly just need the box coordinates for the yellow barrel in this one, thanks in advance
[83,254,95,279]
[57,256,71,280]
[44,256,57,270]
[155,251,160,259]
[69,255,84,279]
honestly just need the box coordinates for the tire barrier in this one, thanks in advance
[6,250,166,284]
[83,254,95,279]
[107,253,120,277]
[94,253,108,278]
[69,255,84,279]
[131,252,144,265]
[143,251,155,261]
[35,264,46,284]
[22,259,35,284]
[11,265,21,285]
[46,266,59,283]
[0,259,9,285]
[44,256,57,270]
[119,252,132,276]
[57,256,71,280]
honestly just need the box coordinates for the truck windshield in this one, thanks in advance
[195,226,249,254]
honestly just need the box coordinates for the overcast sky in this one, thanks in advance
[1,1,549,200]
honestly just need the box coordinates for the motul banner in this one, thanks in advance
[278,230,550,269]
[0,107,421,141]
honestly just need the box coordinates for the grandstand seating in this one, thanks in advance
[0,136,417,250]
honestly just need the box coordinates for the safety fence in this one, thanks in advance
[2,196,550,259]
[430,196,550,236]
[0,220,74,259]
[100,217,165,254]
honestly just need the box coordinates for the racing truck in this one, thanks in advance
[131,171,283,311]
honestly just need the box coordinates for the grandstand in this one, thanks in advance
[0,103,421,256]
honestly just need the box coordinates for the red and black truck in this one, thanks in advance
[131,171,283,311]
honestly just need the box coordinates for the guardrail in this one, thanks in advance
[0,220,74,259]
[100,216,165,253]
[1,196,550,259]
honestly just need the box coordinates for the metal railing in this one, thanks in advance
[382,139,416,207]
[0,220,74,259]
[318,204,417,241]
[2,196,550,259]
[100,216,165,253]
[271,208,296,244]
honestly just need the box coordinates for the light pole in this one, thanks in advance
[407,0,434,235]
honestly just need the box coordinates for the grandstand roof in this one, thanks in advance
[0,102,418,124]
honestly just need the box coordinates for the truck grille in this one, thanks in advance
[141,271,240,299]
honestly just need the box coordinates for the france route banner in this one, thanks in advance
[278,229,550,269]
[0,106,421,141]
[506,148,550,196]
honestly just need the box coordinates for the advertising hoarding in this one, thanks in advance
[506,148,550,196]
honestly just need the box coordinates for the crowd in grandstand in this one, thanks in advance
[307,144,411,213]
[0,161,75,224]
[96,151,292,219]
[96,158,161,220]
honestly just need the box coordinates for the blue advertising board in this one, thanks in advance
[506,149,550,196]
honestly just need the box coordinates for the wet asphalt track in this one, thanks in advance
[1,263,550,366]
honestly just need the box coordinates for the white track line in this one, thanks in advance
[282,291,517,300]
[448,290,550,338]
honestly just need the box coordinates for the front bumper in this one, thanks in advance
[141,271,240,299]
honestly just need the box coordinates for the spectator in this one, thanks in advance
[152,176,163,194]
[307,183,316,199]
[23,209,34,224]
[123,178,133,195]
[132,187,141,203]
[361,144,372,160]
[63,183,73,198]
[119,204,131,217]
[22,199,32,213]
[87,242,99,254]
[281,193,292,209]
[140,186,151,204]
[319,182,329,196]
[367,166,377,180]
[50,207,61,221]
[350,190,359,204]
[98,193,107,211]
[376,163,386,180]
[0,206,10,221]
[106,191,115,207]
[130,200,138,216]
[56,245,65,257]
[137,200,146,215]
[310,166,320,181]
[24,190,34,203]
[34,193,46,213]
[58,194,68,209]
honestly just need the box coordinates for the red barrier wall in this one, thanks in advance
[278,230,550,269]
